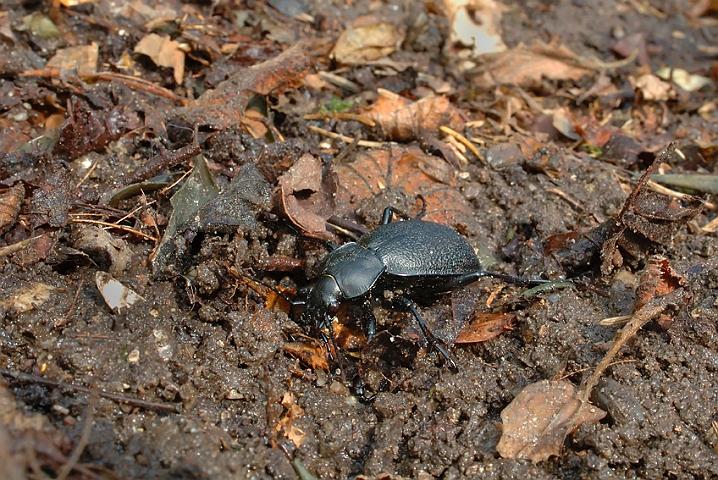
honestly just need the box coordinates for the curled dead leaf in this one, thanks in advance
[134,33,185,84]
[455,312,515,344]
[334,145,476,228]
[364,91,466,142]
[332,23,404,65]
[277,153,337,236]
[497,380,606,462]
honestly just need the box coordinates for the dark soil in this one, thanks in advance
[1,0,718,479]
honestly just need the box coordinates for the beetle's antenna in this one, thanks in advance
[479,271,551,285]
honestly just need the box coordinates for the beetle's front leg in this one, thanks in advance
[390,295,458,371]
[361,300,377,338]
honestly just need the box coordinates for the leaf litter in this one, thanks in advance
[0,0,717,478]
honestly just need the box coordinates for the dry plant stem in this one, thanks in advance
[19,69,185,103]
[304,112,376,127]
[0,235,43,258]
[0,368,182,413]
[56,395,97,480]
[119,143,201,186]
[70,218,159,242]
[580,301,665,402]
[308,126,384,148]
[440,126,485,163]
[54,279,85,329]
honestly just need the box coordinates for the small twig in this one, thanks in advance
[440,126,485,164]
[118,143,200,186]
[18,69,185,104]
[317,71,361,93]
[555,359,639,381]
[308,125,384,148]
[0,368,182,413]
[0,235,43,259]
[75,160,98,189]
[54,279,85,329]
[56,395,97,480]
[304,112,376,127]
[70,218,159,242]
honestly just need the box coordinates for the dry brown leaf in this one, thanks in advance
[332,23,404,65]
[634,74,673,101]
[277,392,306,447]
[277,153,337,236]
[470,43,593,89]
[46,43,99,77]
[497,380,606,462]
[443,0,506,57]
[551,107,583,141]
[455,312,515,344]
[364,91,466,142]
[0,183,24,234]
[283,342,330,370]
[333,145,476,228]
[0,11,17,43]
[134,33,185,84]
[175,44,310,130]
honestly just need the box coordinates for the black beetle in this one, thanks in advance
[297,202,546,369]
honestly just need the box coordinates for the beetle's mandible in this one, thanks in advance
[300,203,545,368]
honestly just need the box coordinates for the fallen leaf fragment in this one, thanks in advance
[443,0,506,57]
[332,23,404,65]
[277,153,337,236]
[1,283,56,313]
[551,107,583,141]
[455,312,515,343]
[470,43,593,89]
[175,43,310,130]
[19,12,60,38]
[46,43,99,76]
[95,271,144,313]
[634,74,673,101]
[497,380,606,462]
[134,33,185,84]
[71,225,132,276]
[284,342,330,371]
[334,145,476,228]
[600,143,703,275]
[364,91,466,142]
[276,392,306,447]
[0,183,24,234]
[655,67,713,92]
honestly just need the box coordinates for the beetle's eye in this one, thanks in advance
[328,302,340,313]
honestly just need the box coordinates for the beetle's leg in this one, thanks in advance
[381,195,427,224]
[361,300,377,338]
[436,271,550,293]
[391,296,458,371]
[353,374,377,402]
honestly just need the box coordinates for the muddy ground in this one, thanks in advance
[1,0,718,478]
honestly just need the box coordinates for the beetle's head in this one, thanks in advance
[303,275,343,332]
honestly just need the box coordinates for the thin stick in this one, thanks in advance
[70,218,159,242]
[56,395,97,480]
[308,126,384,148]
[54,279,85,329]
[440,125,485,164]
[0,368,182,413]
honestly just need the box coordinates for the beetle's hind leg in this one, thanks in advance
[390,296,458,371]
[381,195,427,224]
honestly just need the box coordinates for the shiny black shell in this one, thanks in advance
[318,220,481,300]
